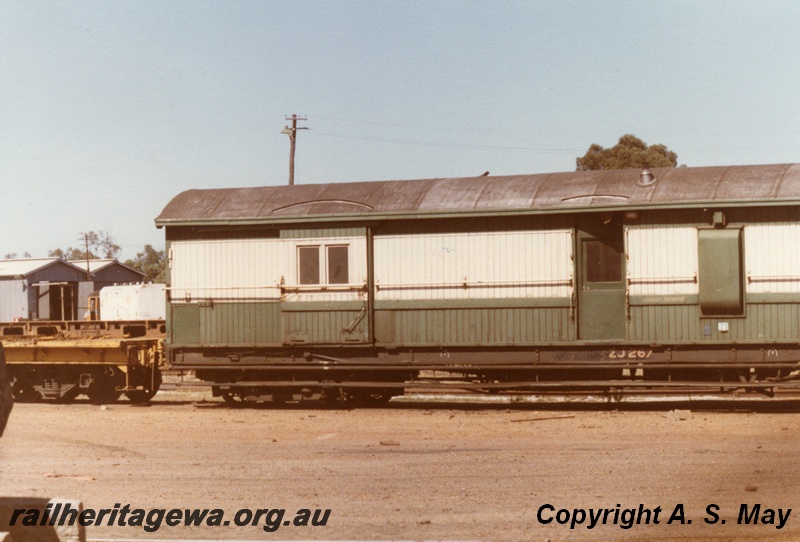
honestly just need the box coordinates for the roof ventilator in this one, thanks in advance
[638,168,657,187]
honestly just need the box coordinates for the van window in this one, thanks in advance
[297,244,349,285]
[298,246,320,285]
[327,246,349,284]
[585,240,623,283]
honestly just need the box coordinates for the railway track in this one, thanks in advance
[151,381,800,411]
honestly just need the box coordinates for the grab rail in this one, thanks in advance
[627,275,697,285]
[747,274,800,283]
[375,278,573,291]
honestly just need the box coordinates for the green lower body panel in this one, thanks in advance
[374,305,575,346]
[629,300,800,342]
[171,302,282,346]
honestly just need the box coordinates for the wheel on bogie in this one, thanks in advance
[86,368,124,405]
[124,388,157,404]
[212,385,246,405]
[125,369,162,404]
[271,391,292,405]
[54,384,81,403]
[220,392,243,405]
[347,387,397,407]
[10,375,41,403]
[218,389,267,406]
[321,387,350,405]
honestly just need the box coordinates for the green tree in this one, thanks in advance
[576,134,679,171]
[3,252,32,259]
[125,244,167,283]
[49,231,121,260]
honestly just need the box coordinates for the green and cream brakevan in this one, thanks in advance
[155,163,800,402]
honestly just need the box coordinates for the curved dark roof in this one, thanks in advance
[156,163,800,226]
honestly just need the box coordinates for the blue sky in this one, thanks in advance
[2,1,799,259]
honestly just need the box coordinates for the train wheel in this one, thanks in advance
[605,387,624,403]
[321,387,350,405]
[86,369,123,405]
[352,388,394,407]
[54,384,81,404]
[221,392,246,406]
[125,388,157,404]
[125,369,162,404]
[11,376,41,403]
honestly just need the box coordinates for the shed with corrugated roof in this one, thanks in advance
[0,258,87,321]
[69,259,145,315]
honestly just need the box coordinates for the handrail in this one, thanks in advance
[167,285,280,291]
[280,283,368,293]
[747,274,800,283]
[169,278,573,294]
[375,278,573,291]
[627,275,697,285]
[168,284,366,292]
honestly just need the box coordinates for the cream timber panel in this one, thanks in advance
[170,237,367,303]
[170,239,284,301]
[745,223,800,294]
[374,230,573,301]
[626,225,699,297]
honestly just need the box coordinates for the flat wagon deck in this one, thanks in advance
[1,319,164,403]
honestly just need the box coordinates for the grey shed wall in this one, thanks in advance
[0,279,28,321]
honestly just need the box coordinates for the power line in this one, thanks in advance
[310,129,580,154]
[311,115,800,157]
[313,114,446,132]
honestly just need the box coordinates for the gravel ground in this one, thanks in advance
[2,391,800,541]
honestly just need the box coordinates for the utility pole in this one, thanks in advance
[281,115,308,185]
[82,233,91,281]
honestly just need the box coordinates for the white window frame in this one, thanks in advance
[296,243,350,286]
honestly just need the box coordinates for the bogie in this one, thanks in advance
[6,364,162,404]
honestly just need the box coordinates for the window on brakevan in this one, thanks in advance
[297,245,349,285]
[298,246,320,285]
[585,240,623,283]
[327,246,349,284]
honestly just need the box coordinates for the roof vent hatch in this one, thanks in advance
[638,168,657,187]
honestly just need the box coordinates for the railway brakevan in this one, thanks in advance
[152,163,800,403]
